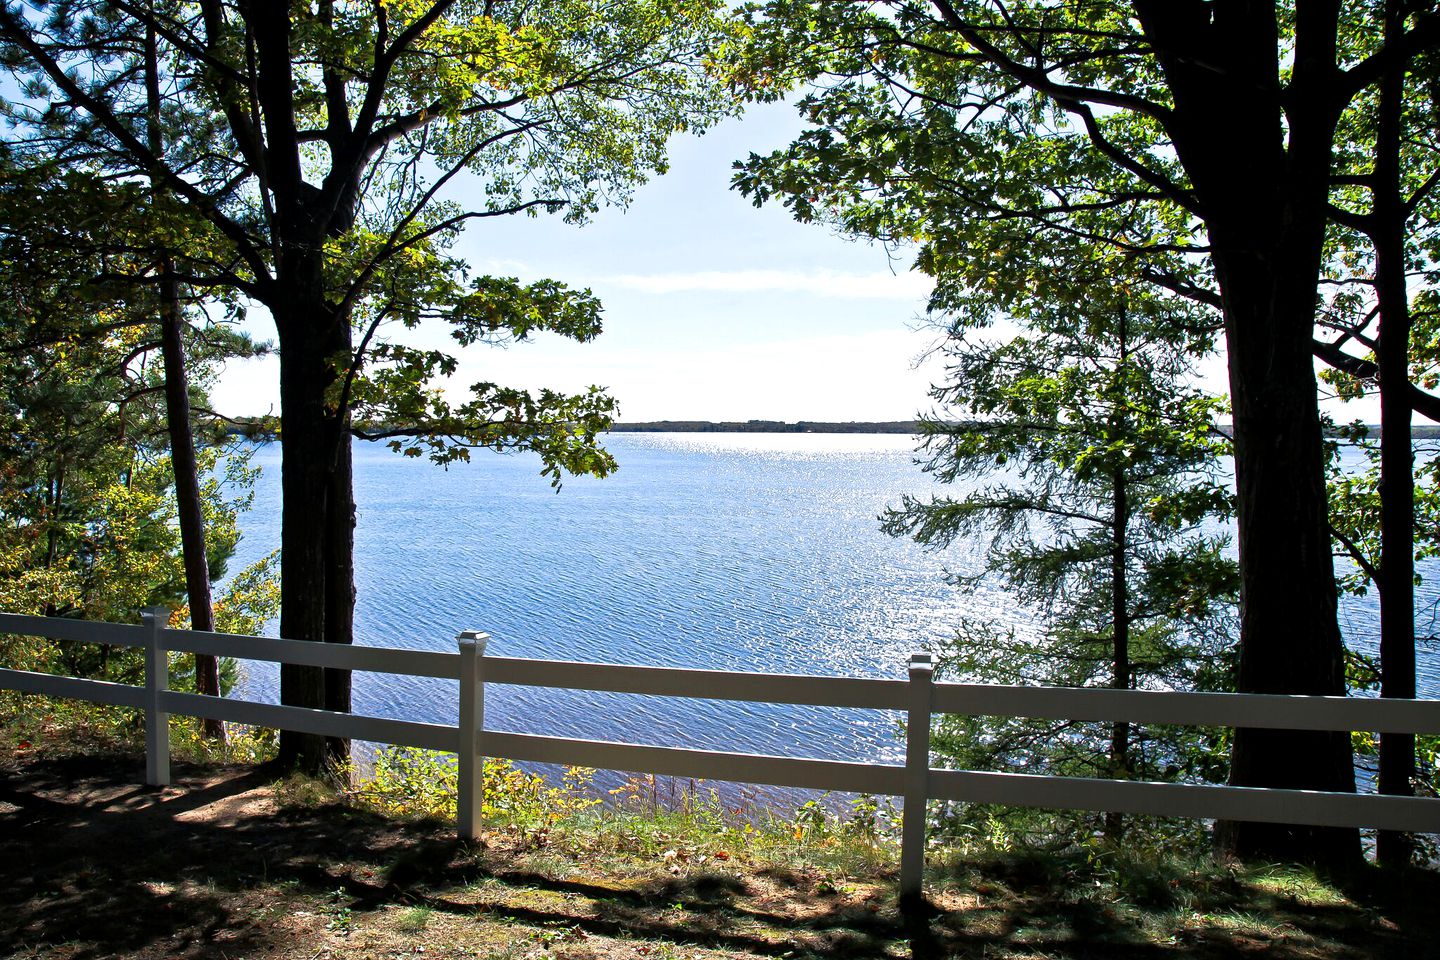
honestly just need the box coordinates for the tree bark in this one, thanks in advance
[1105,309,1132,843]
[243,0,358,775]
[1374,0,1416,868]
[274,252,355,773]
[323,340,356,744]
[1138,0,1359,864]
[145,12,223,740]
[1213,243,1358,864]
[158,261,224,741]
[1105,461,1131,843]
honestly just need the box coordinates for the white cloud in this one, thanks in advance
[441,327,946,423]
[604,268,933,300]
[207,330,947,423]
[208,353,280,418]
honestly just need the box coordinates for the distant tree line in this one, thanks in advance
[220,417,923,436]
[610,420,922,434]
[223,419,1440,439]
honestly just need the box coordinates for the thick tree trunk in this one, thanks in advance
[1206,112,1356,862]
[1139,0,1359,865]
[1374,0,1416,867]
[158,261,224,741]
[248,0,362,776]
[274,246,355,774]
[1214,247,1357,864]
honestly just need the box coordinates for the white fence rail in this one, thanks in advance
[2,610,1439,900]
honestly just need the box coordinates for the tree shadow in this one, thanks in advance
[0,755,439,959]
[2,756,1436,960]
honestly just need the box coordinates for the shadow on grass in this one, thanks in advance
[1,754,1436,960]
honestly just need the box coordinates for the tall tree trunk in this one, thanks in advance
[1104,308,1132,843]
[145,14,222,739]
[1215,247,1357,864]
[324,419,355,723]
[247,0,358,774]
[1209,93,1358,858]
[274,247,355,773]
[1140,0,1359,865]
[1105,461,1131,843]
[158,261,224,740]
[1374,0,1416,868]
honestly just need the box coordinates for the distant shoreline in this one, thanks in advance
[219,419,1440,439]
[610,421,1440,439]
[608,420,920,434]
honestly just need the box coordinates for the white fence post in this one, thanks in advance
[900,652,933,904]
[456,630,489,840]
[142,606,171,787]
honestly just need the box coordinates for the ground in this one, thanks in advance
[2,749,1438,960]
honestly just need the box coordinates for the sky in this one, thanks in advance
[208,101,951,424]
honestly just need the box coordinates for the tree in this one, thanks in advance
[1319,0,1440,866]
[731,0,1440,864]
[0,157,267,737]
[883,269,1236,844]
[1,0,739,770]
[143,9,226,739]
[0,271,279,660]
[0,158,279,698]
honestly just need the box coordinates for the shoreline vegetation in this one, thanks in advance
[217,419,1440,439]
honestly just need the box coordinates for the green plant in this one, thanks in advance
[348,747,601,835]
[170,716,278,765]
[785,798,831,843]
[322,888,353,935]
[348,746,458,820]
[840,793,900,845]
[273,772,340,809]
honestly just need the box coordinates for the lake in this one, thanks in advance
[227,433,1438,786]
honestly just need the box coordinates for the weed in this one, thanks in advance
[273,771,340,808]
[395,905,434,932]
[1246,865,1347,905]
[347,747,601,837]
[170,718,277,765]
[322,888,354,936]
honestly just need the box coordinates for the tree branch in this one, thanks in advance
[0,9,272,290]
[1330,523,1379,583]
[927,0,1176,123]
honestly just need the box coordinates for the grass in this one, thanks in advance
[396,904,436,932]
[3,704,1439,959]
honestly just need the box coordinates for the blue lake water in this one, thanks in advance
[226,433,1438,783]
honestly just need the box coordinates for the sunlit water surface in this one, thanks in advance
[226,434,1437,793]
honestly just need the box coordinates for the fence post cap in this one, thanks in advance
[457,630,490,653]
[141,606,171,627]
[908,652,934,675]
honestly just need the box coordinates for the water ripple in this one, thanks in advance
[226,434,1437,798]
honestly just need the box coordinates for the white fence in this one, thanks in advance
[2,609,1440,900]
